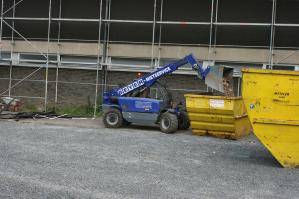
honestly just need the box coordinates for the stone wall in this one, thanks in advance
[0,66,207,111]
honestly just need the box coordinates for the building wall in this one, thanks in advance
[1,0,299,47]
[1,0,299,111]
[0,66,206,111]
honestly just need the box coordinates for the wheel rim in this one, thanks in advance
[162,117,170,129]
[107,112,119,126]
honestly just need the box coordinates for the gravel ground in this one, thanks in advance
[0,120,298,199]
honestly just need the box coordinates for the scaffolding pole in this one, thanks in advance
[93,0,104,117]
[100,0,111,107]
[106,0,111,60]
[269,0,277,69]
[44,0,52,111]
[2,16,299,28]
[3,20,47,58]
[55,0,62,108]
[1,0,24,17]
[0,1,52,106]
[213,0,219,57]
[150,0,157,68]
[2,17,211,25]
[8,0,16,97]
[0,0,3,61]
[157,0,164,67]
[208,0,215,61]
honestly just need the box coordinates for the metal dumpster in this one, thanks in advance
[185,95,252,140]
[242,69,299,168]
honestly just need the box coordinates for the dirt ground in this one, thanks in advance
[0,118,298,199]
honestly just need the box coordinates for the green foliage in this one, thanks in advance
[22,102,39,112]
[21,95,103,117]
[55,105,102,117]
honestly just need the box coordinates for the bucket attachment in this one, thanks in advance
[205,65,234,95]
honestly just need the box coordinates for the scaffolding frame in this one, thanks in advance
[0,0,298,116]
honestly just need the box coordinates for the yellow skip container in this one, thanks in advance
[185,95,252,140]
[242,69,299,168]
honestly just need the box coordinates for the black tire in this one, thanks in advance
[159,112,178,134]
[178,111,190,130]
[103,109,123,128]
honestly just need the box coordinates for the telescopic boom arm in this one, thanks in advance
[110,54,210,97]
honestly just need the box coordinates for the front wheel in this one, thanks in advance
[159,112,178,134]
[103,109,123,128]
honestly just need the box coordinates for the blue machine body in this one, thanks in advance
[103,54,210,124]
[118,97,163,113]
[118,97,165,124]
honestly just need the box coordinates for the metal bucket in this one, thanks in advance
[185,94,251,140]
[242,69,299,168]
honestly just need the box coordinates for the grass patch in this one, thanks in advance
[54,105,102,117]
[19,96,103,117]
[21,103,39,112]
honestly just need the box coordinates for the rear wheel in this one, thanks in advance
[159,112,178,134]
[103,109,123,128]
[178,111,190,130]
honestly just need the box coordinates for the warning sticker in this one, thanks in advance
[210,99,225,108]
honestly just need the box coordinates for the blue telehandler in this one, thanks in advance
[102,54,211,133]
